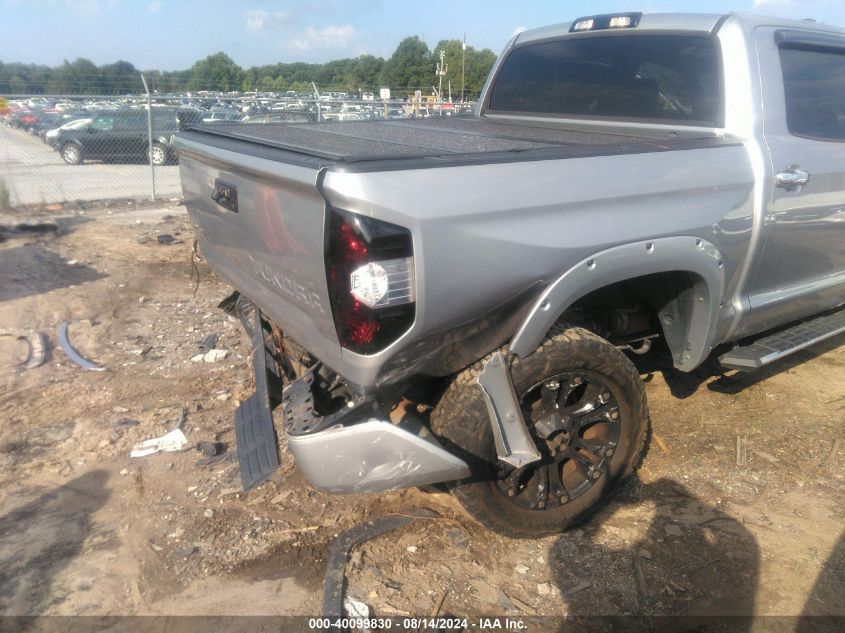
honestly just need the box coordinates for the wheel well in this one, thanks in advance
[558,270,708,363]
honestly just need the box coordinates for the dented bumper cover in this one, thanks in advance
[281,372,470,493]
[282,372,470,493]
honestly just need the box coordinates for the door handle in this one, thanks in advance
[775,166,810,189]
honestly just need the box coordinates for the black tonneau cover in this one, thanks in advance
[178,116,735,172]
[185,116,670,162]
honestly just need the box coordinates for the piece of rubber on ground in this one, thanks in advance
[322,508,439,622]
[0,329,46,369]
[57,321,104,371]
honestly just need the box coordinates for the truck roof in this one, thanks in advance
[515,12,845,45]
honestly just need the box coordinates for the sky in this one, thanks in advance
[1,0,844,71]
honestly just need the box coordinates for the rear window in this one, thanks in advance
[779,45,845,141]
[487,34,723,126]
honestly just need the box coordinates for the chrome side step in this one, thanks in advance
[720,309,845,371]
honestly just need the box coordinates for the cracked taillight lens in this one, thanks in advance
[325,208,415,354]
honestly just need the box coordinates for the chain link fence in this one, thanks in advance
[0,92,476,209]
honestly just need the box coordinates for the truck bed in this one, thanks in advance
[174,113,749,390]
[181,116,725,167]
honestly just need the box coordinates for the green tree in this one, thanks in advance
[0,34,493,97]
[465,47,497,99]
[380,36,433,93]
[241,70,256,93]
[46,58,99,94]
[0,62,53,94]
[142,69,162,93]
[432,39,497,100]
[348,54,384,93]
[186,52,243,92]
[99,60,140,94]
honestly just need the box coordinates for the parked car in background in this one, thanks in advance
[46,117,91,148]
[242,111,316,124]
[322,111,365,122]
[203,109,242,123]
[58,108,199,165]
[32,111,88,139]
[8,110,39,130]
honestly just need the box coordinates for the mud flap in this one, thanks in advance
[234,306,281,491]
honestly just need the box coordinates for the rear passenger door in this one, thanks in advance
[112,112,147,159]
[85,114,116,159]
[749,28,845,325]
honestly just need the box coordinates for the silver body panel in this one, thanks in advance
[476,351,542,468]
[176,13,845,392]
[285,419,470,493]
[177,138,343,372]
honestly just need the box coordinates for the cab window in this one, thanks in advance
[780,44,845,141]
[115,113,146,131]
[91,116,114,131]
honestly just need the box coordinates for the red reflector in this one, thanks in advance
[349,318,381,345]
[339,222,368,261]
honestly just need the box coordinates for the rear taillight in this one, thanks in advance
[325,208,415,354]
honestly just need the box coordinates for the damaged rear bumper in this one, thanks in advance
[281,373,470,494]
[231,296,469,493]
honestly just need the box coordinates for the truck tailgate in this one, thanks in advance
[175,135,341,370]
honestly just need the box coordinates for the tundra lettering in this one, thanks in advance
[249,253,324,314]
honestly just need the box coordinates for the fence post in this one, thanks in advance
[312,82,322,123]
[140,73,156,202]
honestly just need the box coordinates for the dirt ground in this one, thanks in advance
[1,202,843,626]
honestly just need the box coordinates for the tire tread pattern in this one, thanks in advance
[430,326,650,537]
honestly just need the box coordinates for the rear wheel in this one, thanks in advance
[430,326,649,537]
[60,143,82,165]
[149,143,167,166]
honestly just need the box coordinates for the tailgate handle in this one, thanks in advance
[212,179,238,212]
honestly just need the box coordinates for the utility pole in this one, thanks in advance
[436,49,447,114]
[461,33,466,103]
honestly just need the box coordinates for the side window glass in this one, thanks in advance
[780,45,845,141]
[92,117,114,131]
[117,115,145,131]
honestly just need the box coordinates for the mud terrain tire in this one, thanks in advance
[430,326,649,537]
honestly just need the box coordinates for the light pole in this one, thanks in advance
[461,34,466,103]
[436,50,448,114]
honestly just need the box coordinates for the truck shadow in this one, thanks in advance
[797,529,845,632]
[633,332,845,400]
[0,469,111,615]
[550,478,759,630]
[0,246,106,303]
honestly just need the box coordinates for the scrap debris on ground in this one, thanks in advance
[0,202,843,620]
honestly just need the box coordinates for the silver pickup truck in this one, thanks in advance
[175,12,845,536]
